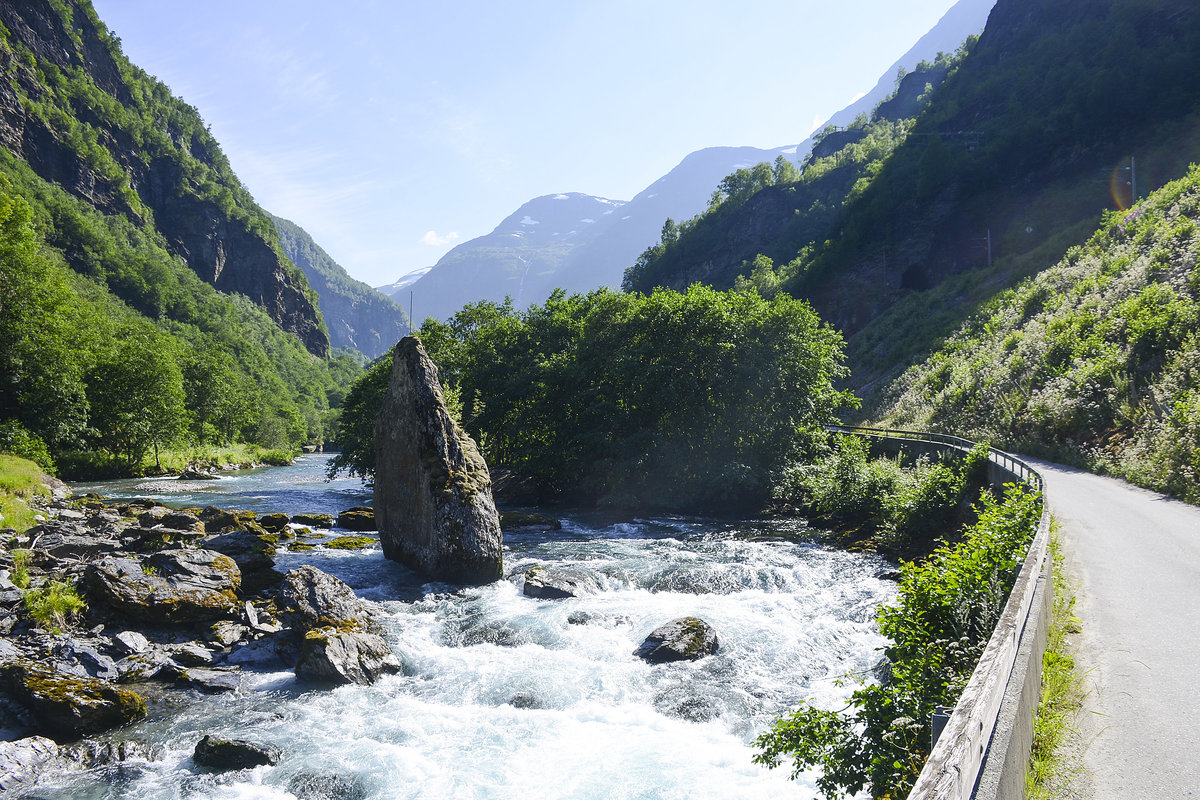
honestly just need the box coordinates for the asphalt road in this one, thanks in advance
[1029,459,1200,798]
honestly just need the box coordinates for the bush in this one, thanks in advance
[23,580,87,630]
[754,484,1043,799]
[0,421,55,474]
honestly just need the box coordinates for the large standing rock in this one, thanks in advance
[373,336,503,584]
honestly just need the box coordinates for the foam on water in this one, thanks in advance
[51,462,894,799]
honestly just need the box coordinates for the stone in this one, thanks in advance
[335,508,376,531]
[0,735,60,792]
[258,512,291,532]
[113,630,150,654]
[84,550,241,624]
[295,628,401,686]
[199,530,276,575]
[291,513,334,529]
[173,642,214,666]
[183,668,241,693]
[207,620,250,647]
[633,617,719,664]
[3,659,146,741]
[123,526,206,551]
[192,734,280,770]
[160,511,203,531]
[288,772,368,800]
[373,336,503,584]
[324,536,376,550]
[522,566,600,599]
[276,566,380,634]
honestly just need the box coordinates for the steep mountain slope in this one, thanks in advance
[625,0,1200,397]
[272,215,409,359]
[389,0,996,321]
[878,166,1200,503]
[0,0,328,355]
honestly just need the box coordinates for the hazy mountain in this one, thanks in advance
[271,216,409,359]
[389,0,996,321]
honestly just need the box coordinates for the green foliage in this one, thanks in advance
[0,168,361,477]
[773,437,990,555]
[326,353,394,482]
[23,580,87,631]
[879,167,1200,502]
[9,549,31,590]
[0,454,49,533]
[754,484,1043,798]
[334,286,856,511]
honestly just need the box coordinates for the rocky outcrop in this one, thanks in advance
[84,549,241,624]
[2,660,146,741]
[275,567,400,686]
[0,0,329,356]
[633,617,719,664]
[373,337,503,584]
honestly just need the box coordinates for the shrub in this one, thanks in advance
[755,484,1043,799]
[23,580,87,630]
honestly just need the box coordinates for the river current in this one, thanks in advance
[52,455,895,799]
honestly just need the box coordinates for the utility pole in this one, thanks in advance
[409,291,414,336]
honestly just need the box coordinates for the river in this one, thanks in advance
[50,454,895,799]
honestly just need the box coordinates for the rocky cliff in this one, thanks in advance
[272,215,408,359]
[0,0,328,356]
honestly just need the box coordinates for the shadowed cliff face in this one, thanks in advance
[0,0,328,356]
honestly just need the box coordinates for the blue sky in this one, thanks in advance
[92,1,970,287]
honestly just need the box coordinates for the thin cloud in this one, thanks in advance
[422,230,460,247]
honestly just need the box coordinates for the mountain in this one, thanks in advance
[388,0,997,321]
[400,192,628,323]
[377,266,432,298]
[271,215,409,359]
[0,0,359,475]
[877,165,1200,504]
[0,0,328,356]
[625,0,1200,398]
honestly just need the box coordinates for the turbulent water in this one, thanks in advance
[52,456,896,800]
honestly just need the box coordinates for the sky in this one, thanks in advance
[91,0,969,288]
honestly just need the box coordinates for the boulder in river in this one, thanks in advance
[192,734,280,770]
[336,508,376,531]
[2,659,146,741]
[373,336,503,584]
[522,566,600,599]
[633,617,719,664]
[276,566,380,634]
[295,627,401,686]
[84,550,241,623]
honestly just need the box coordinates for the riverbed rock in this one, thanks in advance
[0,735,61,792]
[199,530,276,575]
[183,667,242,693]
[288,772,368,800]
[160,511,204,531]
[84,550,241,623]
[500,512,562,531]
[259,513,291,532]
[633,617,719,664]
[192,734,280,770]
[295,628,401,686]
[522,566,600,599]
[291,513,334,529]
[276,566,381,634]
[335,508,375,531]
[2,659,146,741]
[373,336,503,584]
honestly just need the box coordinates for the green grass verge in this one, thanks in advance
[1026,522,1085,798]
[0,453,51,532]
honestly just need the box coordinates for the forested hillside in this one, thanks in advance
[0,1,361,477]
[879,167,1200,502]
[626,0,1200,398]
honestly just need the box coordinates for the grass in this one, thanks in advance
[23,580,86,631]
[57,442,297,480]
[1026,523,1085,798]
[0,453,50,532]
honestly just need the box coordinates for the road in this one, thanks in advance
[1028,459,1200,798]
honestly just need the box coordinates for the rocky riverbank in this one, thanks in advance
[0,493,399,791]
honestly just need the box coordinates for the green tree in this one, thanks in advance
[87,329,188,472]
